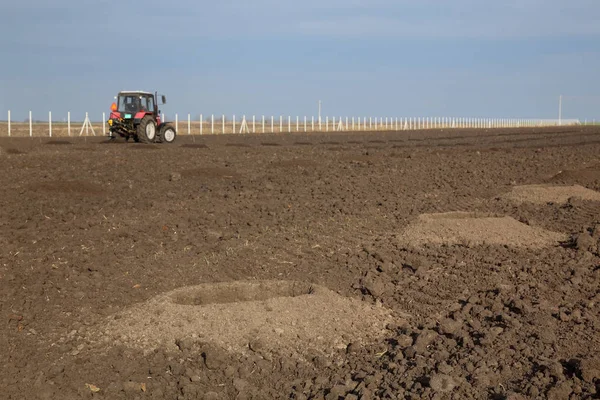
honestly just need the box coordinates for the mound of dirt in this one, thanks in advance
[28,180,105,195]
[0,146,26,155]
[398,212,567,249]
[501,184,600,204]
[86,280,393,360]
[549,165,600,186]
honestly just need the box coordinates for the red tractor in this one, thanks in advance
[107,91,176,143]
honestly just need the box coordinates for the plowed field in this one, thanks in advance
[1,126,599,400]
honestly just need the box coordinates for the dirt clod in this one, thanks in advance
[429,373,456,393]
[575,232,597,253]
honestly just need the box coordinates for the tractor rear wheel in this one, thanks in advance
[136,116,157,143]
[157,125,177,144]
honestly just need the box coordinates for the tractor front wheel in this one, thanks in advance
[157,125,177,144]
[136,116,157,143]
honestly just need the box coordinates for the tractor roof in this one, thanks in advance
[118,91,153,96]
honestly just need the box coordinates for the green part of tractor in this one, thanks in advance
[107,91,177,143]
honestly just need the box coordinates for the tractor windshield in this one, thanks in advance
[118,94,155,114]
[118,95,142,113]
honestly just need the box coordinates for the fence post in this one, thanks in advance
[102,112,106,136]
[279,116,283,133]
[326,117,329,132]
[49,111,52,137]
[288,116,291,133]
[304,116,307,132]
[7,110,10,137]
[187,113,191,134]
[262,115,265,133]
[252,115,256,133]
[271,116,274,133]
[296,116,299,132]
[311,116,314,131]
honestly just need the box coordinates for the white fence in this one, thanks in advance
[1,110,581,137]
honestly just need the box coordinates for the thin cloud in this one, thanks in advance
[3,0,600,46]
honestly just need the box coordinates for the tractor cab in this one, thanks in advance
[115,92,159,115]
[107,90,176,143]
[111,91,162,119]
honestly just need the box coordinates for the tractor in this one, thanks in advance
[107,91,176,143]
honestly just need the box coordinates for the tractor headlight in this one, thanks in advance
[108,119,113,126]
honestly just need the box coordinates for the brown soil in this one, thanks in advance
[548,165,600,187]
[180,144,209,149]
[1,126,600,400]
[501,184,600,205]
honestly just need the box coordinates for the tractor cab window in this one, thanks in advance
[140,96,155,112]
[118,96,140,113]
[147,97,155,112]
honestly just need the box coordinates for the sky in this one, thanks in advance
[1,0,600,121]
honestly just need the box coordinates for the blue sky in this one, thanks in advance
[1,0,600,121]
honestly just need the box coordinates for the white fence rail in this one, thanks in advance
[1,110,581,137]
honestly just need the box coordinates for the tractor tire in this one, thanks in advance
[157,124,177,144]
[136,116,157,143]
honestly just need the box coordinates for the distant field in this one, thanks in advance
[0,116,572,137]
[0,120,418,137]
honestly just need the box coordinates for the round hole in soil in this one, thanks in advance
[170,280,316,306]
